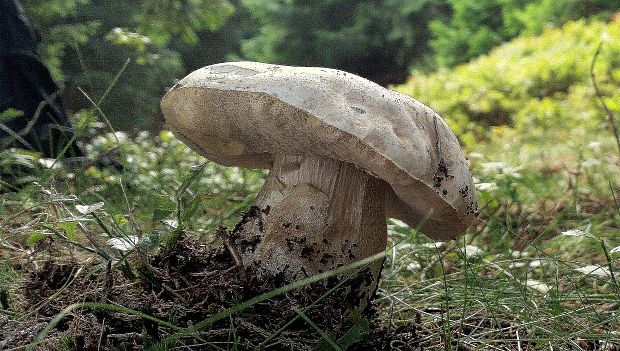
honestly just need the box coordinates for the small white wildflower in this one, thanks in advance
[588,141,602,150]
[387,227,400,236]
[525,280,551,294]
[207,174,224,185]
[609,246,620,254]
[475,182,497,191]
[420,242,444,249]
[395,243,414,251]
[463,245,483,257]
[136,130,150,142]
[468,152,485,159]
[106,235,141,251]
[75,202,104,214]
[389,218,409,228]
[529,259,545,268]
[511,250,527,258]
[228,169,244,183]
[163,219,178,229]
[405,262,421,272]
[508,261,527,269]
[574,265,611,278]
[582,159,601,168]
[162,168,175,175]
[561,229,588,237]
[39,158,58,169]
[108,131,127,142]
[480,162,521,177]
[601,32,610,42]
[481,162,507,172]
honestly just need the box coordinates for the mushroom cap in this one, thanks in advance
[161,62,477,240]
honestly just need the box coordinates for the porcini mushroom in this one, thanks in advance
[161,62,477,299]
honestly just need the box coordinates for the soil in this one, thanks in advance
[0,225,421,350]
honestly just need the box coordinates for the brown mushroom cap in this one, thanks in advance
[161,61,477,240]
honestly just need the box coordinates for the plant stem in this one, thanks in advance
[590,41,620,161]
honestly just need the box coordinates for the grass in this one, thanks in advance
[1,124,619,349]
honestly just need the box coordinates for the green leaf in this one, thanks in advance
[152,208,174,222]
[114,214,127,226]
[336,309,370,349]
[26,232,48,247]
[58,222,78,241]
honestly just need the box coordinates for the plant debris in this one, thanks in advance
[0,231,422,350]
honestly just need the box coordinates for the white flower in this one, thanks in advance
[107,235,141,251]
[405,262,421,272]
[601,32,610,42]
[481,162,507,172]
[511,250,528,258]
[394,243,414,251]
[475,182,497,191]
[75,202,104,214]
[561,229,588,237]
[468,152,485,159]
[163,219,178,229]
[609,246,620,254]
[108,131,127,142]
[525,280,551,294]
[420,242,444,249]
[480,161,521,177]
[508,261,527,269]
[582,159,601,168]
[463,245,483,257]
[529,259,545,268]
[39,158,58,169]
[574,265,611,278]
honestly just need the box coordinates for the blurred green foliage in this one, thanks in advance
[14,0,619,131]
[397,20,620,150]
[239,0,451,85]
[396,20,620,252]
[430,0,619,67]
[21,0,233,131]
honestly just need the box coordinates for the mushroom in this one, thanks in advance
[161,61,477,299]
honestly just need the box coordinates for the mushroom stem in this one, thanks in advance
[246,154,387,285]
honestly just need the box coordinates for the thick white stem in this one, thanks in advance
[248,154,387,284]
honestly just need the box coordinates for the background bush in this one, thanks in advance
[18,0,618,131]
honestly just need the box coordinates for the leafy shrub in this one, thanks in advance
[430,0,619,67]
[239,0,451,85]
[78,126,265,232]
[397,20,620,150]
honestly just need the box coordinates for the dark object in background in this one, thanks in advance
[0,0,82,158]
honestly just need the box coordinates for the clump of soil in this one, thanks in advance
[0,226,421,350]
